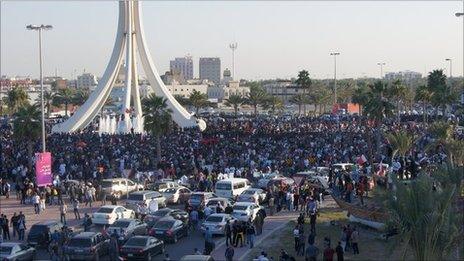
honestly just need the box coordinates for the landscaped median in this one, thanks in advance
[243,205,411,260]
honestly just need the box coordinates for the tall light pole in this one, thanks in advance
[377,62,386,79]
[27,24,53,153]
[229,42,238,79]
[445,58,452,77]
[330,52,340,105]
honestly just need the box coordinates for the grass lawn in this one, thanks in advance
[245,205,412,260]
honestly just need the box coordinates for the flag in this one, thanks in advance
[357,155,367,165]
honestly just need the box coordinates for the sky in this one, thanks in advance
[1,1,463,80]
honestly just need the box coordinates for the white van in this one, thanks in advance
[215,178,251,199]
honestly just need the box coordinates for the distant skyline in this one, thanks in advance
[1,1,463,80]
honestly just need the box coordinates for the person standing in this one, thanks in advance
[310,211,317,234]
[109,235,120,260]
[335,241,344,261]
[83,213,92,232]
[225,245,234,261]
[59,202,68,225]
[17,214,26,241]
[2,215,10,240]
[10,213,19,239]
[268,197,275,216]
[293,226,300,252]
[351,227,359,255]
[246,222,256,249]
[72,199,81,220]
[323,244,335,261]
[305,243,320,261]
[40,195,46,212]
[204,227,213,254]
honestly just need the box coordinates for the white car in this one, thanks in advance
[92,205,135,225]
[257,173,284,189]
[200,214,235,235]
[162,187,192,204]
[237,188,267,204]
[232,202,263,222]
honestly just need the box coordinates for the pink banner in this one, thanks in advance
[36,152,52,187]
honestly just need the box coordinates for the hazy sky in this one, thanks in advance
[1,1,463,80]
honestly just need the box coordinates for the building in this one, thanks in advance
[170,56,193,81]
[199,57,221,85]
[207,81,250,102]
[263,80,302,104]
[222,68,233,85]
[384,71,422,83]
[77,73,98,89]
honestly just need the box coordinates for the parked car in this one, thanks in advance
[120,236,165,261]
[232,202,264,222]
[257,173,284,189]
[180,255,214,261]
[147,217,189,243]
[189,192,216,210]
[237,188,267,204]
[106,218,147,241]
[126,191,166,213]
[331,163,354,172]
[101,178,144,198]
[63,232,109,261]
[144,208,189,229]
[200,214,235,235]
[92,205,135,225]
[0,242,36,261]
[147,179,179,192]
[266,177,294,189]
[205,197,233,210]
[162,187,191,204]
[27,221,63,247]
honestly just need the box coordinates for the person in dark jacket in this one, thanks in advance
[225,220,233,247]
[335,241,344,261]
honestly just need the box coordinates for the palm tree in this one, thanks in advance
[73,89,90,106]
[364,81,395,122]
[388,80,407,122]
[295,70,311,115]
[225,94,244,117]
[174,95,190,107]
[290,94,308,115]
[351,85,370,116]
[263,96,283,115]
[386,172,462,261]
[142,94,173,164]
[188,90,209,115]
[427,70,457,115]
[6,87,30,115]
[245,84,268,116]
[34,91,54,118]
[386,131,415,165]
[415,85,433,123]
[53,88,76,117]
[13,104,41,171]
[428,121,463,167]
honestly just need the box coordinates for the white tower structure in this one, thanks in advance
[52,1,206,133]
[229,42,237,79]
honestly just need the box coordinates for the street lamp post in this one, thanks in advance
[445,58,452,78]
[27,24,53,153]
[377,62,386,79]
[330,52,340,105]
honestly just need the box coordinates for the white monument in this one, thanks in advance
[52,0,206,133]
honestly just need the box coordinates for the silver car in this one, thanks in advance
[200,214,235,235]
[101,178,144,198]
[0,242,36,261]
[126,191,166,213]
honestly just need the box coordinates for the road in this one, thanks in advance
[0,195,225,260]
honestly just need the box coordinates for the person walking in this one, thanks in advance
[323,244,335,261]
[298,230,306,256]
[33,193,40,214]
[225,220,233,247]
[204,227,213,254]
[225,245,234,261]
[335,241,344,261]
[59,202,68,225]
[310,211,317,234]
[293,226,300,252]
[351,227,359,255]
[72,199,81,220]
[109,235,120,260]
[40,196,46,212]
[83,213,92,232]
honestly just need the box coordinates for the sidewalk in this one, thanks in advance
[210,209,300,261]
